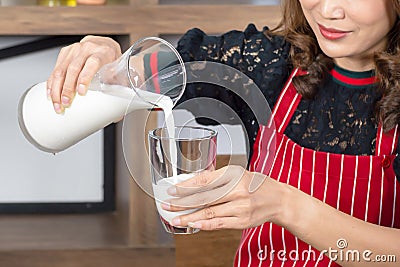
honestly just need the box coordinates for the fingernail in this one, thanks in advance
[167,186,177,196]
[77,84,86,95]
[53,103,62,113]
[172,217,181,226]
[61,96,70,106]
[161,202,170,210]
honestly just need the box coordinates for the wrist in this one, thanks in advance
[272,181,316,234]
[259,178,293,226]
[268,180,293,226]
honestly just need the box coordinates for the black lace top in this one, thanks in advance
[176,24,400,177]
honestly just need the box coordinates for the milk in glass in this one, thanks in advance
[152,174,198,225]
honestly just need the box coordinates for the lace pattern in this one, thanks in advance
[287,77,380,155]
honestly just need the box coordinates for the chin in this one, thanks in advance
[317,42,354,59]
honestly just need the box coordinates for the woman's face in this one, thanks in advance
[299,0,398,70]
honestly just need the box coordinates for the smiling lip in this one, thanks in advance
[318,24,351,40]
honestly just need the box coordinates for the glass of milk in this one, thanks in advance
[148,126,217,234]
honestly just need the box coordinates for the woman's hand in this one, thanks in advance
[47,35,122,113]
[162,165,289,231]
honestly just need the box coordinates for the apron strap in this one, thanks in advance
[375,124,399,156]
[270,68,306,133]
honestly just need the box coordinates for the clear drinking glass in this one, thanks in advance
[148,126,217,234]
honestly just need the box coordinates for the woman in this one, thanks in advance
[47,0,400,265]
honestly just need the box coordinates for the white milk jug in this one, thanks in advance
[18,37,186,153]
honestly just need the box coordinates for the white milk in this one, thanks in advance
[19,81,177,153]
[152,174,198,224]
[158,104,178,178]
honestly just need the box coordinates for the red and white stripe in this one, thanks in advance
[235,69,399,267]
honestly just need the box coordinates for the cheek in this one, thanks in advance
[352,11,396,47]
[349,0,397,30]
[299,0,319,10]
[298,0,319,31]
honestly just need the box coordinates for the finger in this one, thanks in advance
[76,53,103,95]
[46,76,53,100]
[61,50,90,107]
[50,68,66,114]
[48,46,68,92]
[169,166,245,197]
[171,202,239,227]
[49,46,75,113]
[167,178,242,211]
[190,217,240,231]
[166,170,219,197]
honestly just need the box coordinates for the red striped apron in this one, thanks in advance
[234,69,400,266]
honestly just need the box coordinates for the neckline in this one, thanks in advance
[330,65,376,88]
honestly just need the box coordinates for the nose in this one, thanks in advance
[320,0,345,20]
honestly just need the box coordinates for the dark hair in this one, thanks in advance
[270,0,400,132]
